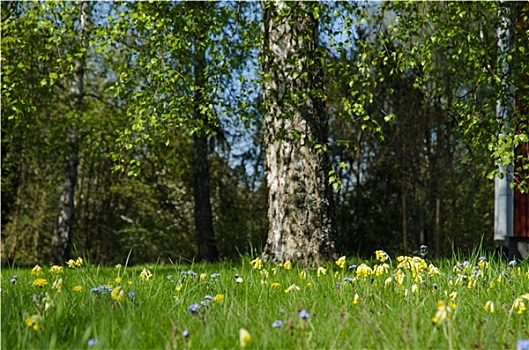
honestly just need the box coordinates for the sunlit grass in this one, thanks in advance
[1,249,528,349]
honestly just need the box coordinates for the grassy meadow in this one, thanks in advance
[1,249,528,349]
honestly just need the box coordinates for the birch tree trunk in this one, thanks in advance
[261,1,336,263]
[52,1,89,263]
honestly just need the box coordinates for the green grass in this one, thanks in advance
[1,251,528,349]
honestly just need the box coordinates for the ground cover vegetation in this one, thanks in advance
[1,249,528,349]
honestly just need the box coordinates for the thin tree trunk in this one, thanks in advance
[261,1,335,263]
[402,192,408,254]
[191,1,218,262]
[52,1,89,263]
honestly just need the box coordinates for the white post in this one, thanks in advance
[493,2,514,249]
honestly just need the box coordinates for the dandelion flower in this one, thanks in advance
[306,282,313,288]
[239,328,251,348]
[115,277,122,284]
[32,278,48,288]
[73,285,83,293]
[335,256,346,269]
[271,282,281,288]
[214,293,224,302]
[31,265,43,276]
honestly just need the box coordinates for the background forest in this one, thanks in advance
[2,1,528,265]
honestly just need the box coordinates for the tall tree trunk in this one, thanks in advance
[191,2,218,262]
[261,1,335,263]
[52,1,89,263]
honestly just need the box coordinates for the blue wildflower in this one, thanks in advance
[182,330,189,338]
[188,303,200,313]
[348,264,357,270]
[272,320,284,328]
[128,291,135,301]
[88,338,99,347]
[167,275,173,281]
[204,294,214,301]
[344,277,354,283]
[200,300,207,307]
[509,260,517,267]
[517,339,529,350]
[211,273,220,279]
[10,275,17,285]
[299,309,310,319]
[420,244,428,250]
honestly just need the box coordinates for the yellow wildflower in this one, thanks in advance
[513,297,527,314]
[356,264,372,278]
[239,328,251,348]
[140,268,153,280]
[49,265,63,275]
[200,273,207,281]
[175,283,183,292]
[25,315,43,331]
[52,278,63,292]
[112,287,124,302]
[483,300,495,313]
[31,265,43,276]
[432,300,452,324]
[214,293,224,302]
[281,261,292,270]
[250,257,263,270]
[353,293,360,305]
[66,259,76,268]
[411,284,418,294]
[73,285,83,293]
[373,263,390,276]
[272,267,277,275]
[375,250,389,262]
[284,284,300,293]
[260,269,269,278]
[299,271,307,280]
[317,266,327,277]
[271,282,281,288]
[384,277,392,286]
[306,282,313,288]
[115,263,123,269]
[115,277,122,284]
[335,256,346,269]
[32,278,48,287]
[75,257,84,267]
